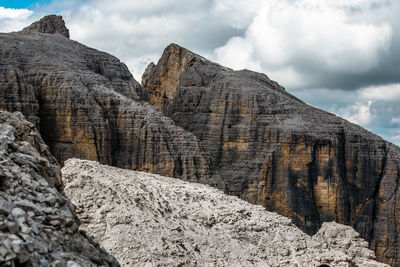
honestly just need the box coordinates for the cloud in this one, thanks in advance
[342,101,374,126]
[55,1,243,79]
[211,0,264,29]
[359,83,400,101]
[0,7,33,19]
[391,118,400,124]
[0,7,35,33]
[2,0,398,91]
[342,84,400,130]
[214,37,262,72]
[214,0,393,90]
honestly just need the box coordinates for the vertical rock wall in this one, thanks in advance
[142,44,400,266]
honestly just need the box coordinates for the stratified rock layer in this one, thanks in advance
[62,158,388,267]
[0,17,209,182]
[142,44,400,266]
[0,110,119,266]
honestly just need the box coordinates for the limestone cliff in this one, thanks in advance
[62,158,388,267]
[142,44,400,266]
[0,16,209,182]
[0,110,119,266]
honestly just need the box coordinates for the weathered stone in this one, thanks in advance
[66,261,81,267]
[52,260,66,267]
[5,252,16,261]
[49,220,60,226]
[32,239,48,254]
[0,111,119,266]
[7,222,18,234]
[0,198,12,215]
[62,158,388,267]
[11,207,25,218]
[0,245,8,258]
[0,222,6,231]
[142,43,400,266]
[19,223,31,234]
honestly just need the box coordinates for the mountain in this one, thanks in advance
[0,110,119,266]
[142,44,400,266]
[0,15,399,265]
[0,107,387,266]
[0,15,209,181]
[62,158,387,267]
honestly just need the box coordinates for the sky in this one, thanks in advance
[1,0,400,146]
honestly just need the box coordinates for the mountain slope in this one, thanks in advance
[62,158,387,267]
[0,110,119,266]
[142,43,400,266]
[0,15,210,182]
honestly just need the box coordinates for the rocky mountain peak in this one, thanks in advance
[142,43,230,110]
[164,43,200,59]
[21,15,70,38]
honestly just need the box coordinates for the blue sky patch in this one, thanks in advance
[0,0,52,9]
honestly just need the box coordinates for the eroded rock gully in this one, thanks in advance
[0,15,399,266]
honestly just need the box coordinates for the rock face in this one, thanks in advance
[21,15,70,38]
[0,16,209,181]
[142,44,400,266]
[0,110,119,266]
[62,158,388,267]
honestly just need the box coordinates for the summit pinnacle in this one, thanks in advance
[21,15,70,38]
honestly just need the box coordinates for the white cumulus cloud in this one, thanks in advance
[342,101,374,126]
[214,0,392,90]
[0,7,32,19]
[0,7,35,33]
